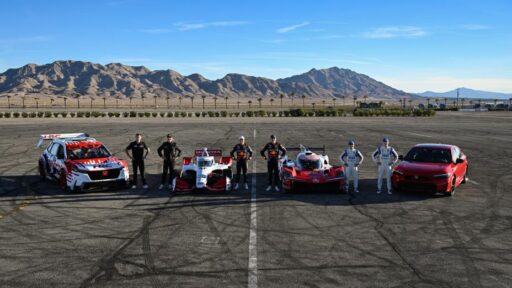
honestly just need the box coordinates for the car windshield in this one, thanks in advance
[67,146,111,160]
[404,147,451,164]
[298,158,321,170]
[198,159,213,168]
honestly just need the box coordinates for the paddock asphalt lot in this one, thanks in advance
[0,112,511,288]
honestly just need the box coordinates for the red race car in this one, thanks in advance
[392,144,468,196]
[279,145,345,193]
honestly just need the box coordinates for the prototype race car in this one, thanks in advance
[37,133,130,193]
[392,143,468,196]
[175,148,233,192]
[279,145,345,193]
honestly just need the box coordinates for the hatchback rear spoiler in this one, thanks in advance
[286,144,326,155]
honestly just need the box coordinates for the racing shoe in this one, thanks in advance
[168,184,173,190]
[244,183,249,190]
[355,189,360,193]
[234,183,239,190]
[274,186,280,192]
[158,184,164,190]
[345,186,349,193]
[387,190,393,195]
[376,190,381,194]
[266,185,272,191]
[143,184,149,189]
[131,185,137,189]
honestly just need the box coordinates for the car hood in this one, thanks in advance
[397,161,450,175]
[70,157,124,171]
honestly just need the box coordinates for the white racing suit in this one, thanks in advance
[372,146,398,193]
[340,149,364,191]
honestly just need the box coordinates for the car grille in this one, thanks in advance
[405,175,431,181]
[87,168,121,180]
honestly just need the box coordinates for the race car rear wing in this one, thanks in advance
[36,133,90,148]
[286,144,326,155]
[194,148,223,157]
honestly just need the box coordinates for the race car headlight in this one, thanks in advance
[393,170,404,176]
[433,173,451,179]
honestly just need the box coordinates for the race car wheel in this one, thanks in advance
[462,166,468,184]
[38,161,46,179]
[445,176,457,197]
[59,170,70,192]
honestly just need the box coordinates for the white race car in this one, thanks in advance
[175,148,233,192]
[37,133,130,192]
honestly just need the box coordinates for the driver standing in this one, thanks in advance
[372,137,398,194]
[230,136,253,190]
[260,134,286,191]
[340,140,364,193]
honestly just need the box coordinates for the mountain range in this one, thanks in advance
[0,60,414,100]
[417,87,512,100]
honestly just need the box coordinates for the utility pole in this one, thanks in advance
[456,88,460,109]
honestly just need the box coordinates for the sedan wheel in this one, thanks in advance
[445,177,456,197]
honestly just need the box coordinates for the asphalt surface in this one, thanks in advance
[0,112,511,288]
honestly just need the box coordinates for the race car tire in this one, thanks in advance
[38,160,46,179]
[444,176,457,197]
[461,166,468,184]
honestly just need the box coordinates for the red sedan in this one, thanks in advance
[392,144,468,196]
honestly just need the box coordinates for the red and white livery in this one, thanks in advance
[37,133,130,192]
[279,145,345,193]
[175,148,233,192]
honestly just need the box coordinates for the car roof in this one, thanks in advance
[413,143,455,149]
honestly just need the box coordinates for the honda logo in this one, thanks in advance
[102,170,108,176]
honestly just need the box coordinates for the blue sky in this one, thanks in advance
[1,0,511,92]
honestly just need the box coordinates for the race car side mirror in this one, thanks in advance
[398,155,404,161]
[456,158,464,164]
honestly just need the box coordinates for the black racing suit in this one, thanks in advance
[126,141,149,185]
[230,143,253,184]
[157,141,182,185]
[260,142,286,186]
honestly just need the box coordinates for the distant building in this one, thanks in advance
[358,102,383,109]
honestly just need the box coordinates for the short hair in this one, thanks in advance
[167,134,172,138]
[136,133,142,137]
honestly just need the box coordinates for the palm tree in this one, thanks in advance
[141,92,146,109]
[444,97,448,107]
[435,98,439,107]
[332,97,336,108]
[63,97,68,110]
[190,95,195,109]
[153,95,158,109]
[461,98,465,108]
[257,97,263,108]
[129,96,134,109]
[494,99,498,107]
[478,99,482,108]
[270,98,274,107]
[50,98,55,108]
[469,100,473,108]
[76,93,81,109]
[224,96,228,109]
[408,99,413,109]
[89,97,94,109]
[363,95,368,103]
[248,100,252,109]
[279,93,284,109]
[34,97,40,110]
[341,95,346,106]
[399,98,403,108]
[178,96,183,109]
[21,96,26,109]
[290,92,295,106]
[322,99,326,107]
[452,100,457,108]
[116,95,122,109]
[102,96,107,109]
[311,102,316,110]
[7,95,11,109]
[301,95,306,108]
[237,101,240,109]
[201,95,206,109]
[426,98,431,107]
[166,95,170,109]
[353,96,358,107]
[213,96,218,110]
